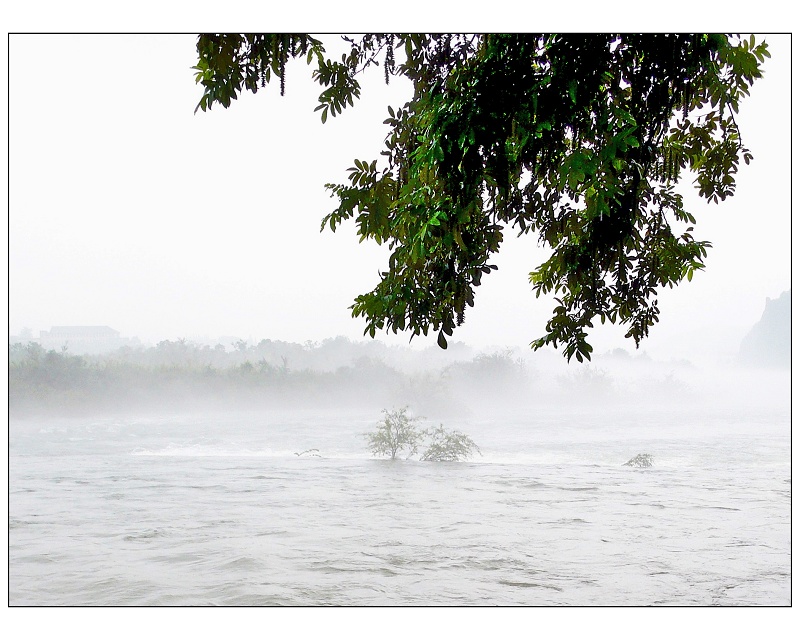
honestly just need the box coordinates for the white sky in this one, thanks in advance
[7,33,792,361]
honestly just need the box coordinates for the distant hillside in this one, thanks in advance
[740,290,791,368]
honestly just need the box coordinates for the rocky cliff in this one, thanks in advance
[739,290,791,368]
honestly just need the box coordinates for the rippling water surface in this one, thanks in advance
[9,407,790,605]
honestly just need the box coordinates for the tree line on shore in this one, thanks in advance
[10,334,752,419]
[8,337,530,416]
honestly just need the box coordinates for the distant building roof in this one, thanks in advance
[41,326,120,338]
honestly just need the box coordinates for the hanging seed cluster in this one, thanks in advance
[384,34,395,84]
[250,34,314,96]
[659,146,682,183]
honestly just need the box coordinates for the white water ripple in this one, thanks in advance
[9,408,790,606]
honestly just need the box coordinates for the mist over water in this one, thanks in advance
[8,33,791,608]
[8,339,790,606]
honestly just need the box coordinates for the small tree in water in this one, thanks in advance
[420,425,481,462]
[364,408,423,460]
[364,408,479,462]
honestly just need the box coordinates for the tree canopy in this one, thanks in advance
[193,33,769,361]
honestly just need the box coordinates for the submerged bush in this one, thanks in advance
[364,408,479,462]
[420,425,481,462]
[364,408,423,460]
[623,453,654,468]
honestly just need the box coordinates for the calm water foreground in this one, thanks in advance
[9,405,791,606]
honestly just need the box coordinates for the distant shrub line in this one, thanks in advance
[7,339,528,416]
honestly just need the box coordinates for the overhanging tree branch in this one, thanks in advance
[194,33,769,361]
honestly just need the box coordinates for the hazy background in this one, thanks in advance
[7,34,792,363]
[5,27,793,618]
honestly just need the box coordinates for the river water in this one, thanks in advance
[8,405,791,606]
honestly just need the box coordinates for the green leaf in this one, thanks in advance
[194,33,767,359]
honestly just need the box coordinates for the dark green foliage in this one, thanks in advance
[193,34,323,111]
[194,33,768,360]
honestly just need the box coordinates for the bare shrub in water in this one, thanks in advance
[420,425,481,462]
[624,453,654,467]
